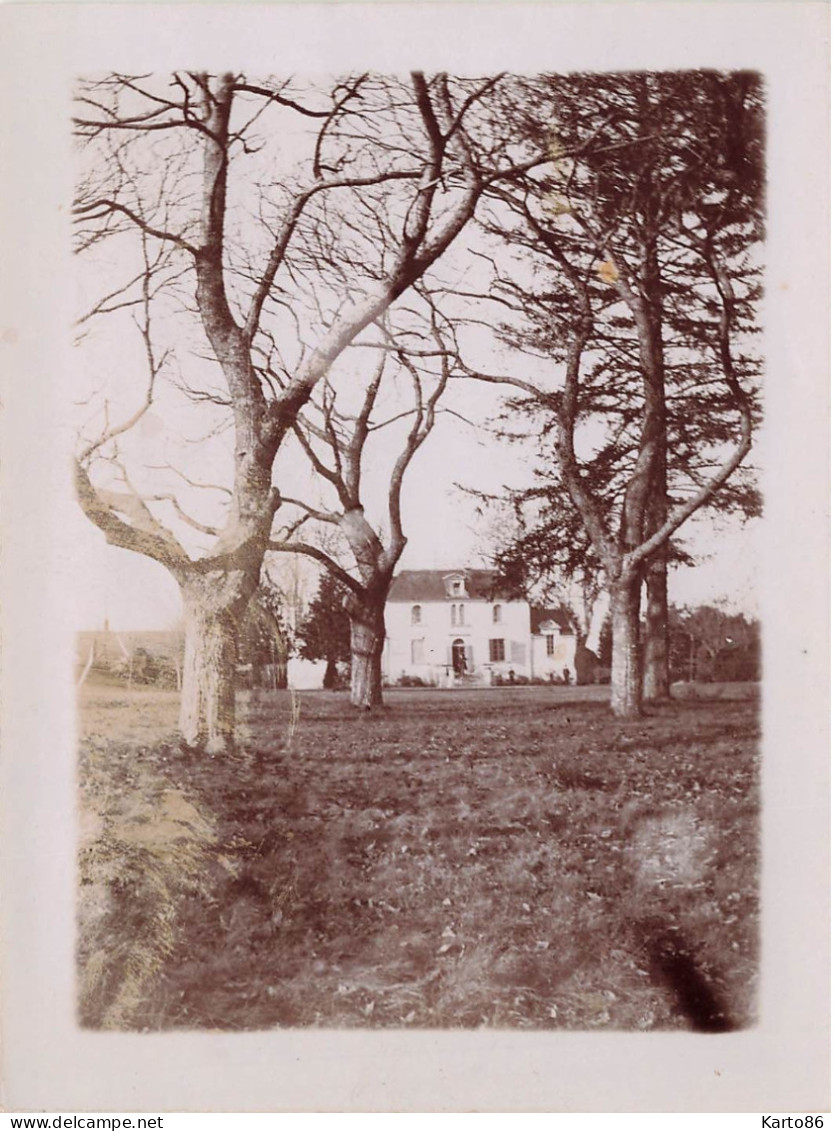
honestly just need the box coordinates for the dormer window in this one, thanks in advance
[443,573,467,598]
[411,604,422,626]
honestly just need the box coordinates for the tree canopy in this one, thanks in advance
[457,70,764,714]
[73,69,765,731]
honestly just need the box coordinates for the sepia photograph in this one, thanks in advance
[0,0,828,1115]
[72,66,763,1035]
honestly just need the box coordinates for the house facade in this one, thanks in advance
[383,569,578,686]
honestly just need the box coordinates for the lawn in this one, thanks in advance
[77,682,760,1032]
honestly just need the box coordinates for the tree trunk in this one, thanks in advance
[642,554,671,701]
[337,507,394,710]
[349,602,386,709]
[610,572,643,718]
[179,574,249,753]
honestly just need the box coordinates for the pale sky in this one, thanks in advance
[71,388,762,632]
[71,282,763,632]
[69,72,763,632]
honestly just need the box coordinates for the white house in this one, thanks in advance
[382,569,579,686]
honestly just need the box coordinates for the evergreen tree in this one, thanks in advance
[296,574,352,689]
[466,69,763,716]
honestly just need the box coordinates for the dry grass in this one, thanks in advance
[77,682,760,1031]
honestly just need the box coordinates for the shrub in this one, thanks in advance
[492,672,530,687]
[395,674,433,688]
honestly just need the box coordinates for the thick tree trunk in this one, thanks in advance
[642,554,671,701]
[179,574,252,753]
[337,507,395,710]
[349,603,386,709]
[610,572,643,718]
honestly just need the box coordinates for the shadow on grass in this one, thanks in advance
[636,917,738,1032]
[79,685,759,1032]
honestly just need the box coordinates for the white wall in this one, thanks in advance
[530,633,577,682]
[286,657,327,690]
[384,597,533,682]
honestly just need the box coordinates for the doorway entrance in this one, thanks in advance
[451,638,467,676]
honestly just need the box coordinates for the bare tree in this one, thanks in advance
[73,71,544,750]
[269,293,452,707]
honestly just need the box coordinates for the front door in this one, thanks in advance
[452,638,467,676]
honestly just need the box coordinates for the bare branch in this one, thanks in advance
[145,463,233,497]
[232,82,333,118]
[144,494,221,538]
[267,540,363,597]
[243,168,423,342]
[277,496,339,525]
[72,198,196,254]
[75,460,189,571]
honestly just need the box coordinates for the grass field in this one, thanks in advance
[77,682,760,1032]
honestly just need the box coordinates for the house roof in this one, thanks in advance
[387,569,516,602]
[530,606,574,634]
[387,572,575,635]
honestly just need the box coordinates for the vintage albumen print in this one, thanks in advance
[72,67,763,1034]
[1,1,828,1114]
